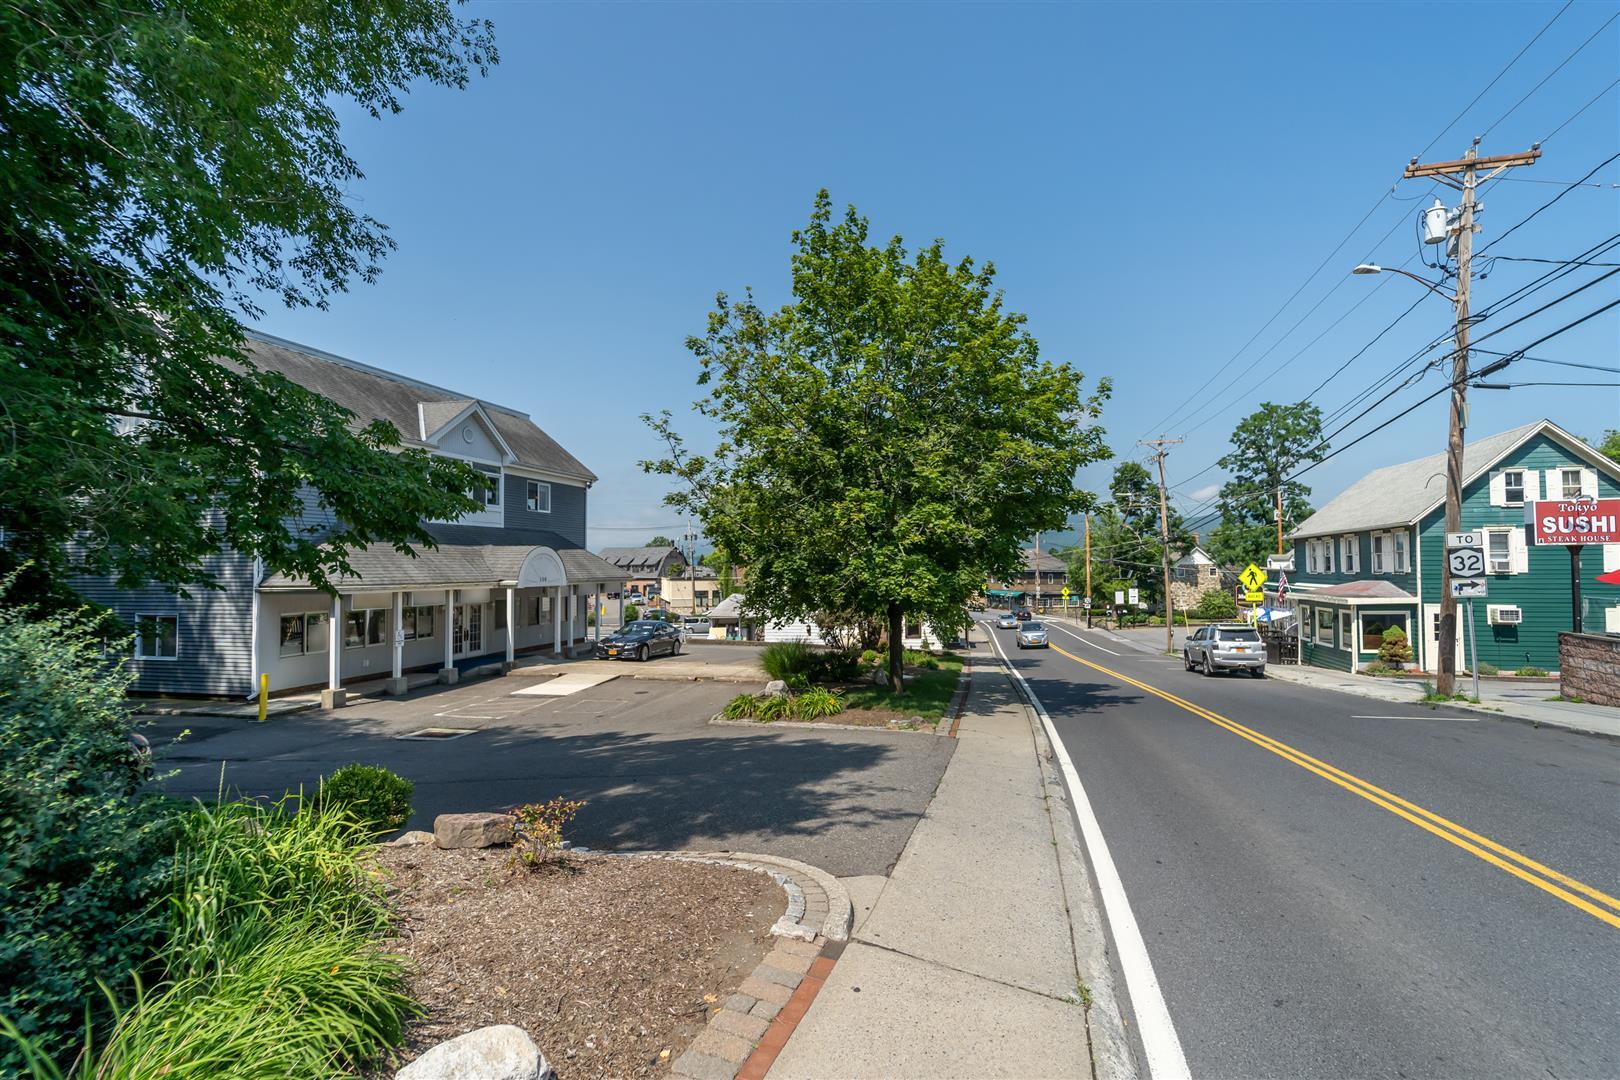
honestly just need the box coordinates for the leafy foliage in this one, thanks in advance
[1515,666,1548,678]
[1378,625,1413,667]
[0,0,497,603]
[0,604,180,1070]
[1208,403,1327,571]
[513,798,587,868]
[643,192,1111,689]
[754,694,796,723]
[1190,591,1238,620]
[793,688,845,720]
[721,694,762,720]
[761,641,819,683]
[1597,430,1620,463]
[623,604,641,623]
[314,764,415,834]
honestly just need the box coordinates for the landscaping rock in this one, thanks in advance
[433,812,516,850]
[396,1024,551,1080]
[763,679,788,696]
[388,830,436,846]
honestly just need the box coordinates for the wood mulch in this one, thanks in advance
[372,846,785,1079]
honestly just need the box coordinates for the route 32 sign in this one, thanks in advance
[1445,531,1487,598]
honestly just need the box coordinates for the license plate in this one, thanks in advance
[1232,647,1248,653]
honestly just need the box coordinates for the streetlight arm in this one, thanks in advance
[1352,263,1456,301]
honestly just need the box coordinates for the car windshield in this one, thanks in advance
[1217,628,1261,642]
[1022,623,1044,631]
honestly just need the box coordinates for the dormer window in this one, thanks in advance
[474,466,501,508]
[527,480,551,513]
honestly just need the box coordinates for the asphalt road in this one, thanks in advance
[142,675,951,878]
[977,615,1620,1080]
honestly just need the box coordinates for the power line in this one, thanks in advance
[1479,152,1620,255]
[1541,77,1619,143]
[1480,9,1619,140]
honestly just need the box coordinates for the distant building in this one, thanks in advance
[1169,544,1228,612]
[660,564,722,614]
[986,548,1067,599]
[599,545,686,596]
[1271,419,1618,674]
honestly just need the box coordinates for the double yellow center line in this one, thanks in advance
[1047,642,1620,931]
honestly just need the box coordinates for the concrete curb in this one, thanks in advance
[974,645,1141,1080]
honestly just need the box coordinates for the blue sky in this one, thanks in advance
[243,1,1620,552]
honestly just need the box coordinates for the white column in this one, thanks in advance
[618,589,625,627]
[391,591,404,680]
[328,593,342,690]
[505,586,516,666]
[444,589,456,671]
[595,584,603,643]
[552,586,563,656]
[568,585,579,655]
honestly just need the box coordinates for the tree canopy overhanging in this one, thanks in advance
[0,0,498,605]
[643,191,1112,688]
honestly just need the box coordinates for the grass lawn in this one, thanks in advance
[840,653,966,720]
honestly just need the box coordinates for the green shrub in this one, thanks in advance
[1191,591,1237,620]
[721,693,760,720]
[513,797,586,867]
[0,605,180,1071]
[812,650,861,682]
[1477,662,1499,676]
[1515,665,1548,677]
[903,649,940,670]
[755,693,795,722]
[1377,626,1413,668]
[784,672,811,690]
[314,764,414,833]
[1361,661,1390,675]
[793,688,845,720]
[761,641,818,682]
[623,603,640,622]
[859,648,880,665]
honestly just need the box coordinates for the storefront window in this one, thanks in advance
[1361,613,1407,652]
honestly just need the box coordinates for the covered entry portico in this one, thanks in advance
[255,540,624,704]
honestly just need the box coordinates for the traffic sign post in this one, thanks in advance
[1445,532,1485,701]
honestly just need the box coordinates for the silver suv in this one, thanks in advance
[1184,624,1265,678]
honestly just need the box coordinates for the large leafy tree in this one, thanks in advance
[644,192,1111,688]
[1208,402,1327,570]
[0,0,498,604]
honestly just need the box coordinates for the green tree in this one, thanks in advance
[644,192,1111,688]
[648,536,678,548]
[1598,429,1620,463]
[1208,402,1327,571]
[0,0,498,605]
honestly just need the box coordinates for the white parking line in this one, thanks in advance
[983,628,1191,1080]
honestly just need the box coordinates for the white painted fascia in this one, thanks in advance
[419,400,517,463]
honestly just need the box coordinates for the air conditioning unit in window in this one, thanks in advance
[1486,605,1523,626]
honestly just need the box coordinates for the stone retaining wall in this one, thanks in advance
[1558,631,1620,707]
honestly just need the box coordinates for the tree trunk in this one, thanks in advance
[887,601,905,692]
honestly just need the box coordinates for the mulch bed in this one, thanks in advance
[373,846,785,1079]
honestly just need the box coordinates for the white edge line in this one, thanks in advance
[1044,619,1122,655]
[1351,714,1480,722]
[984,626,1192,1080]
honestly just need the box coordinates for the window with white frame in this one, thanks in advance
[1371,533,1387,574]
[1503,470,1525,506]
[1340,610,1353,645]
[346,609,387,648]
[1307,542,1320,574]
[279,612,328,657]
[1321,540,1334,574]
[1393,531,1410,573]
[413,606,435,639]
[526,480,551,513]
[1486,529,1512,574]
[1316,607,1335,645]
[1561,468,1583,500]
[134,614,178,659]
[1341,536,1358,575]
[471,466,501,508]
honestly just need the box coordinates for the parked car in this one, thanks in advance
[996,612,1019,630]
[595,620,684,661]
[1015,621,1049,649]
[1184,624,1265,677]
[681,616,711,638]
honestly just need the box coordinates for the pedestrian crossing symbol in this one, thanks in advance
[1239,563,1266,592]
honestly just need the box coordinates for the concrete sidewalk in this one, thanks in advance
[766,641,1135,1079]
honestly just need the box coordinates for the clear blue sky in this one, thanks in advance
[244,0,1620,552]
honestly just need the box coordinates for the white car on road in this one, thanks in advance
[1184,624,1266,677]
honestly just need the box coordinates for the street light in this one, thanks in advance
[1351,263,1457,300]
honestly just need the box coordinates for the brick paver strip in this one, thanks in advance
[712,1008,771,1042]
[750,964,804,989]
[724,992,756,1013]
[738,976,794,1005]
[771,937,821,959]
[690,1026,753,1064]
[762,948,815,975]
[673,1048,744,1080]
[734,955,837,1080]
[749,999,781,1021]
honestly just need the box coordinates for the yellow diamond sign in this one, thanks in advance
[1239,563,1266,592]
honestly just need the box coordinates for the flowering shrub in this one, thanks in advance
[512,797,587,867]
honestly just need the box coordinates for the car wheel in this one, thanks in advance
[1252,667,1265,679]
[1201,655,1215,676]
[672,639,682,656]
[1183,651,1194,671]
[638,644,649,662]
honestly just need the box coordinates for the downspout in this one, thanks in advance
[247,557,263,699]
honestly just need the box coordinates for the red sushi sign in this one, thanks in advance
[1524,497,1620,546]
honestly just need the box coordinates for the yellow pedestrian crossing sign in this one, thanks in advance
[1239,563,1266,592]
[1061,586,1071,601]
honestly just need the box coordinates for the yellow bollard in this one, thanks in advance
[257,672,269,722]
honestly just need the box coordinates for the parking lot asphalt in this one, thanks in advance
[141,673,953,878]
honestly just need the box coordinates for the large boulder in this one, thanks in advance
[433,812,516,849]
[763,679,788,696]
[397,1025,550,1080]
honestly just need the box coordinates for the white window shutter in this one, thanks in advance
[1509,527,1528,574]
[1581,468,1598,499]
[1529,471,1542,501]
[1607,606,1620,634]
[1545,469,1562,501]
[1488,471,1506,507]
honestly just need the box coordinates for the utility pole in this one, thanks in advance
[1140,436,1184,656]
[1034,531,1042,611]
[1084,513,1093,627]
[1276,487,1284,555]
[1404,140,1538,693]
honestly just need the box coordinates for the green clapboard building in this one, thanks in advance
[1272,420,1619,675]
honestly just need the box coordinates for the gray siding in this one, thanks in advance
[72,549,257,697]
[504,475,587,547]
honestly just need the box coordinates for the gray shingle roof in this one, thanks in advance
[599,546,682,573]
[235,332,596,482]
[260,523,622,590]
[1291,421,1546,539]
[1023,549,1067,573]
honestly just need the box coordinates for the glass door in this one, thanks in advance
[454,604,484,657]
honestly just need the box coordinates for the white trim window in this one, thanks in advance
[1340,609,1353,644]
[134,613,178,660]
[474,466,502,508]
[1486,528,1512,575]
[346,609,387,649]
[1307,541,1320,574]
[1321,540,1334,575]
[526,480,552,513]
[1340,535,1359,575]
[1393,531,1410,574]
[1316,606,1336,646]
[1560,467,1583,500]
[279,612,329,657]
[1502,469,1525,506]
[1371,532,1387,574]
